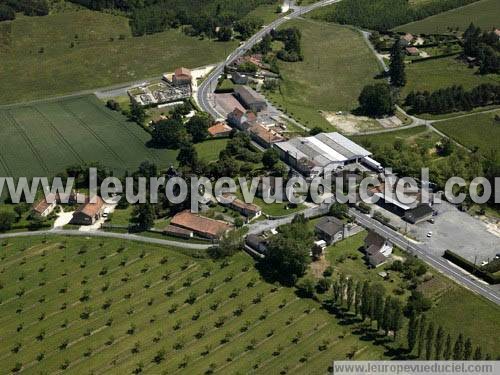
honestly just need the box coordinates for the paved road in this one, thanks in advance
[197,0,341,119]
[0,229,214,250]
[349,209,500,305]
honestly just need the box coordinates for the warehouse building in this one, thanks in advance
[273,132,376,177]
[234,86,267,112]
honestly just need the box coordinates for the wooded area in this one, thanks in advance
[314,0,482,31]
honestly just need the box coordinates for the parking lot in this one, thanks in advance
[409,202,500,263]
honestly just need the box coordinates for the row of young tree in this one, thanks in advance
[463,23,500,75]
[0,0,48,21]
[407,314,492,360]
[316,0,480,32]
[405,84,500,115]
[315,273,496,360]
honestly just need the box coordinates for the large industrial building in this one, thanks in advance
[273,132,380,177]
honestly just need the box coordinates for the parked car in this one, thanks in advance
[426,231,433,238]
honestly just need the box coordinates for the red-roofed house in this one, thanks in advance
[248,123,285,148]
[71,196,105,225]
[170,210,232,239]
[32,194,57,217]
[173,67,192,86]
[406,47,420,56]
[227,108,257,131]
[208,122,233,138]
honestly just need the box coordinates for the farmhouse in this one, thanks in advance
[32,194,57,217]
[234,86,267,112]
[364,231,393,268]
[71,196,105,226]
[400,33,414,46]
[274,132,374,177]
[222,196,262,219]
[406,47,420,56]
[172,67,192,86]
[208,122,233,138]
[163,224,194,239]
[227,108,257,130]
[315,216,344,245]
[248,123,285,148]
[170,210,232,239]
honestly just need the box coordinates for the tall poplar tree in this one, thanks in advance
[389,39,406,87]
[443,334,452,360]
[434,326,444,360]
[417,314,426,358]
[425,322,435,360]
[407,313,418,353]
[453,334,464,360]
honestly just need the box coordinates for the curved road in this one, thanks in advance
[195,0,500,306]
[0,229,214,250]
[197,0,341,119]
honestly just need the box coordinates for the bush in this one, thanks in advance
[0,4,15,21]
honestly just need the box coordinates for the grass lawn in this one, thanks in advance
[351,125,440,149]
[0,94,228,178]
[244,3,284,25]
[318,231,500,353]
[107,206,134,227]
[394,0,500,34]
[0,10,236,104]
[433,110,500,159]
[194,138,229,161]
[0,235,391,374]
[265,19,383,130]
[324,232,409,297]
[420,272,500,350]
[403,56,500,97]
[0,95,177,178]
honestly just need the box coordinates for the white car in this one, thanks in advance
[426,231,433,238]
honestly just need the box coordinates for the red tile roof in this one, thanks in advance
[170,210,232,238]
[208,122,232,136]
[249,124,284,144]
[32,194,56,214]
[76,196,105,218]
[175,67,192,78]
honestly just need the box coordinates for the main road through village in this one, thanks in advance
[196,0,500,306]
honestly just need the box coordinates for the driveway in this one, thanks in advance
[53,209,75,229]
[409,202,500,263]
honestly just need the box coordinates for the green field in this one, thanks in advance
[403,56,500,97]
[321,231,500,350]
[0,235,391,374]
[265,19,383,129]
[351,125,440,148]
[394,0,500,34]
[0,95,176,178]
[433,110,500,158]
[0,95,227,178]
[0,10,236,104]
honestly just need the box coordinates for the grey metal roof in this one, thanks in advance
[234,86,266,105]
[315,132,371,159]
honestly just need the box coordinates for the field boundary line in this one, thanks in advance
[3,110,50,174]
[86,98,162,163]
[59,100,127,166]
[0,112,14,176]
[31,106,85,164]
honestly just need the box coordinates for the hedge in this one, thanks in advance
[443,250,500,284]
